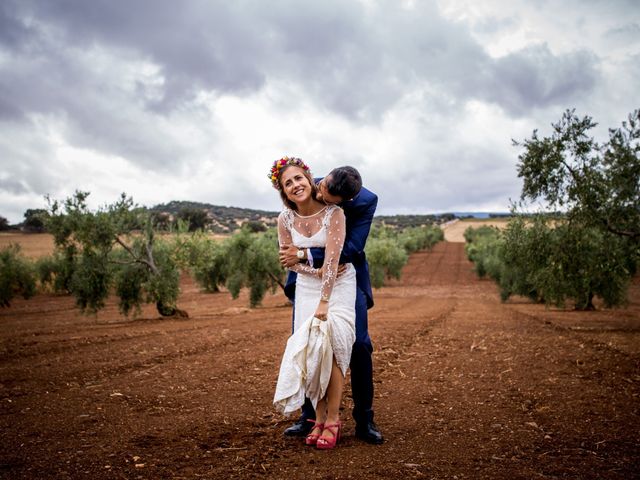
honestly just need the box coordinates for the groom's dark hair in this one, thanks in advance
[327,166,362,200]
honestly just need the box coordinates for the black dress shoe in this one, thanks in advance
[355,421,384,444]
[283,418,314,437]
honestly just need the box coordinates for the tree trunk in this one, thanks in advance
[156,301,189,318]
[268,272,285,291]
[575,292,596,311]
[585,291,595,311]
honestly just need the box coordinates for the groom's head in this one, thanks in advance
[317,166,362,205]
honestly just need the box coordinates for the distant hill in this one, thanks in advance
[150,201,279,233]
[374,212,512,228]
[451,211,512,219]
[148,201,510,233]
[374,213,456,228]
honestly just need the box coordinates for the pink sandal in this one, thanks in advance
[305,419,325,446]
[316,422,342,450]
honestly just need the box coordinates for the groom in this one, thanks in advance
[279,165,384,444]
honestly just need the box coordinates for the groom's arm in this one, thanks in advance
[310,189,377,268]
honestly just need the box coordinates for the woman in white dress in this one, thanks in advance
[270,157,356,450]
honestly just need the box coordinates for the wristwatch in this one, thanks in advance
[296,249,305,260]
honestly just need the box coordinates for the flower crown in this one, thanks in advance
[268,156,312,190]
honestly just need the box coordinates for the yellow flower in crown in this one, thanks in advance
[267,156,312,190]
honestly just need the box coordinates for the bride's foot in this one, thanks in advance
[317,419,342,450]
[305,419,325,446]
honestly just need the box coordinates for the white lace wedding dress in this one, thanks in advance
[273,205,356,415]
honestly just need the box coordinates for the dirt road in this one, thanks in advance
[1,242,638,479]
[441,219,510,243]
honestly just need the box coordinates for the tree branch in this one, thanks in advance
[268,272,285,291]
[114,236,156,272]
[603,218,640,239]
[144,237,160,275]
[109,259,145,266]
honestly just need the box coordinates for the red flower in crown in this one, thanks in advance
[268,156,312,190]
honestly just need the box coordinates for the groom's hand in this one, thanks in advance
[336,263,348,278]
[279,245,301,268]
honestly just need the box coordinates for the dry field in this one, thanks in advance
[0,232,55,258]
[441,218,510,243]
[1,235,639,479]
[0,232,230,260]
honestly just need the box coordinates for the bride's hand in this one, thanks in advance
[314,300,329,321]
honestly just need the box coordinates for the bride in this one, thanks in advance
[270,156,356,450]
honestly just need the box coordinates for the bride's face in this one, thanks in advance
[280,166,313,204]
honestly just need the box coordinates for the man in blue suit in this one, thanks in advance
[279,166,384,444]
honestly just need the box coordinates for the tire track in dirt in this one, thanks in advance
[0,314,289,398]
[0,285,276,360]
[0,308,278,362]
[371,242,482,387]
[505,307,640,358]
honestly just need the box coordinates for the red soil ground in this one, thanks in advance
[1,242,638,479]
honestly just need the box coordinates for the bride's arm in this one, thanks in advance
[277,212,320,278]
[318,207,347,302]
[313,207,346,320]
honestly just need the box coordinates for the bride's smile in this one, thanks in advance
[281,167,313,203]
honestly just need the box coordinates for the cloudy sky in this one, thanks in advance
[1,0,639,223]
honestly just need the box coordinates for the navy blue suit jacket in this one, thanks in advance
[283,182,378,309]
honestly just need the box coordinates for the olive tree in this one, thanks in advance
[508,109,639,308]
[176,207,210,232]
[223,227,284,307]
[23,209,48,233]
[182,226,285,307]
[516,109,639,239]
[45,191,186,317]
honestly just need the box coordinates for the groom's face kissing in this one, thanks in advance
[317,175,343,205]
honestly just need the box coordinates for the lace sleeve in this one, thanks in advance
[320,206,346,301]
[277,210,320,277]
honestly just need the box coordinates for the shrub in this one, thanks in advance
[222,227,284,307]
[366,225,443,288]
[35,247,77,293]
[0,245,36,307]
[181,226,284,307]
[366,237,408,288]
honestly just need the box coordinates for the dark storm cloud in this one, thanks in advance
[17,0,274,109]
[605,22,640,40]
[5,0,600,118]
[484,45,599,116]
[0,1,31,49]
[0,178,29,195]
[0,89,24,121]
[0,0,604,179]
